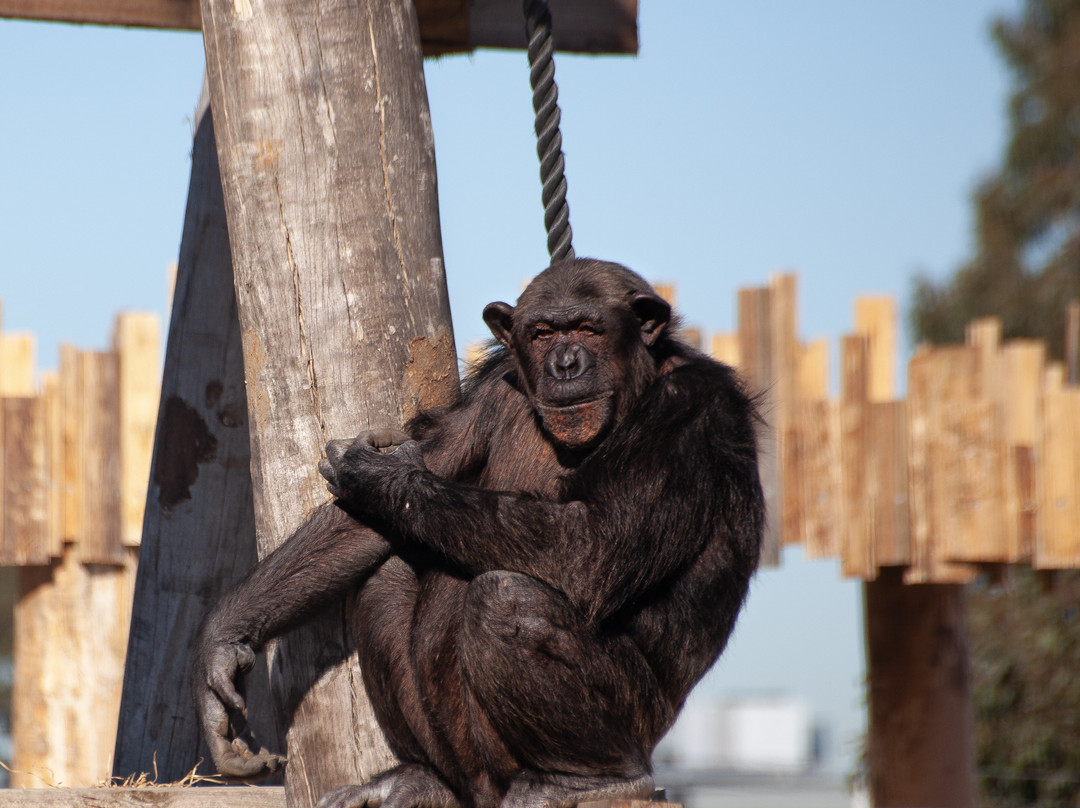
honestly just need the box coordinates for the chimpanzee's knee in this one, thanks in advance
[462,571,578,657]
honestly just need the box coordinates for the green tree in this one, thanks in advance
[912,0,1080,360]
[911,2,1080,805]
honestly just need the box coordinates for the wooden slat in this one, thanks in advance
[42,372,64,558]
[113,313,161,547]
[1000,340,1044,563]
[854,297,909,570]
[0,788,286,807]
[905,348,977,584]
[0,397,50,565]
[77,351,123,565]
[0,788,287,807]
[0,332,35,396]
[738,286,779,564]
[867,401,910,567]
[855,297,897,403]
[59,345,82,543]
[770,275,797,549]
[785,399,841,558]
[1037,389,1080,568]
[797,339,828,400]
[840,335,873,578]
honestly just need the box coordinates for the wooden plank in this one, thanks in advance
[59,345,82,543]
[864,568,976,808]
[797,339,828,400]
[113,313,161,547]
[770,275,797,548]
[0,332,36,396]
[785,399,841,559]
[0,397,50,565]
[115,106,282,783]
[0,791,671,808]
[738,286,779,564]
[77,351,123,565]
[1037,389,1080,568]
[0,0,638,54]
[905,348,977,584]
[840,335,873,578]
[855,297,897,403]
[867,401,910,567]
[42,372,64,558]
[0,788,287,807]
[1000,340,1044,563]
[854,296,909,570]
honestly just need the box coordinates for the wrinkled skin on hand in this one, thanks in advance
[190,637,286,781]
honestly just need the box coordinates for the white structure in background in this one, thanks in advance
[656,693,818,774]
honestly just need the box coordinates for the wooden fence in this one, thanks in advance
[0,307,158,787]
[659,275,1080,582]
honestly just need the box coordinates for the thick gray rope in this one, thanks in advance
[524,0,575,261]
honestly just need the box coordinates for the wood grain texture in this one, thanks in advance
[113,313,161,548]
[0,787,286,807]
[1,397,50,565]
[76,351,123,565]
[200,0,458,802]
[113,110,283,783]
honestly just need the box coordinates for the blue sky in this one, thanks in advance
[1,0,1021,777]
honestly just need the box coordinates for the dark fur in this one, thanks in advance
[192,259,764,808]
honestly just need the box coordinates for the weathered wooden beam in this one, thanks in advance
[113,99,283,782]
[0,791,669,808]
[0,788,287,807]
[200,0,458,803]
[0,0,638,55]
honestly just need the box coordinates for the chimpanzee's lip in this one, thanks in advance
[536,393,610,411]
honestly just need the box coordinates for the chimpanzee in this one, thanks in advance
[192,258,764,808]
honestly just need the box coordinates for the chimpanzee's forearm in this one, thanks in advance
[201,501,392,650]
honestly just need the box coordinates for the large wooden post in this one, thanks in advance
[864,569,977,807]
[199,0,458,805]
[113,95,283,781]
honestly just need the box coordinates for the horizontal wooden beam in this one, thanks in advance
[0,788,286,807]
[0,791,669,808]
[0,0,638,55]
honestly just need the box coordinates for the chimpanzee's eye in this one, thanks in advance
[579,323,601,336]
[533,325,555,339]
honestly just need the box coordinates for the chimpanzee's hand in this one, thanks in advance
[191,635,286,781]
[320,428,425,502]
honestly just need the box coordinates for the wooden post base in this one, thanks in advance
[864,568,977,807]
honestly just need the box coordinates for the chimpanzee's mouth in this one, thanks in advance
[534,395,614,450]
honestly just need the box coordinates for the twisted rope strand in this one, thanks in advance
[524,0,574,261]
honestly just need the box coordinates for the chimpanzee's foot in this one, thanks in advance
[502,770,655,808]
[315,763,461,808]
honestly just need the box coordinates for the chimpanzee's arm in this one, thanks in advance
[325,363,762,621]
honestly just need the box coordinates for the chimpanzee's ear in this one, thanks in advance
[630,293,671,347]
[482,302,515,349]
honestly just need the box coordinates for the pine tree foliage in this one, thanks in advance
[912,0,1080,358]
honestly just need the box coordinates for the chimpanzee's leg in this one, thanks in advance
[458,571,673,808]
[319,558,461,808]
